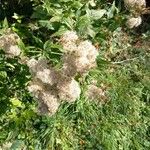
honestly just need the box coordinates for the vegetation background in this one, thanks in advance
[0,0,150,149]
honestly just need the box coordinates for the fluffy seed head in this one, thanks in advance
[124,0,146,10]
[77,40,98,57]
[61,31,78,43]
[38,92,60,116]
[62,41,77,53]
[75,56,93,73]
[0,30,21,57]
[36,68,59,85]
[27,58,48,75]
[86,85,107,103]
[57,78,81,102]
[27,58,38,74]
[27,80,44,98]
[6,45,21,57]
[27,30,99,116]
[62,40,99,75]
[77,40,98,68]
[28,80,60,116]
[126,16,142,28]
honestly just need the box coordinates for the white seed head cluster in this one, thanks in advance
[0,29,21,57]
[61,31,78,43]
[124,0,146,28]
[86,85,107,103]
[28,80,60,115]
[27,31,98,116]
[38,92,60,116]
[57,77,81,102]
[124,0,146,10]
[27,58,81,115]
[61,31,99,75]
[126,16,142,28]
[27,58,48,74]
[0,142,12,150]
[28,79,44,99]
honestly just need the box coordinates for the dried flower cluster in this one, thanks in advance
[61,31,99,76]
[0,29,100,116]
[86,85,107,103]
[27,31,99,115]
[126,16,142,28]
[0,29,21,57]
[124,0,146,11]
[27,58,60,115]
[124,0,146,28]
[0,142,12,150]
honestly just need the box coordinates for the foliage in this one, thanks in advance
[0,0,150,149]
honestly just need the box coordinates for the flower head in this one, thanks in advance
[60,31,78,43]
[27,79,44,98]
[38,92,60,116]
[126,16,142,28]
[27,58,48,75]
[124,0,146,11]
[57,78,81,102]
[86,85,107,103]
[62,40,98,75]
[37,68,60,85]
[0,30,21,57]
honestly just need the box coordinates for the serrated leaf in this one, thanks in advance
[76,15,91,34]
[62,17,74,29]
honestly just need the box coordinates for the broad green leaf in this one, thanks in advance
[76,15,91,35]
[90,9,106,20]
[50,16,61,22]
[62,17,74,29]
[107,1,117,19]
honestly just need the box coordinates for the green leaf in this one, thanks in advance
[31,6,48,19]
[76,15,91,35]
[44,40,52,51]
[0,71,7,79]
[107,1,117,19]
[62,17,74,29]
[87,26,96,38]
[10,98,22,107]
[3,18,9,29]
[38,20,55,30]
[50,16,61,22]
[90,9,106,20]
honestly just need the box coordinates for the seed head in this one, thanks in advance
[126,16,142,28]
